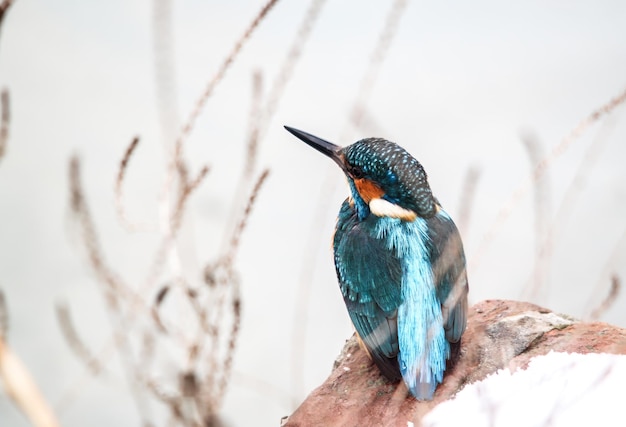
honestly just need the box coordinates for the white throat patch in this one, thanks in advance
[369,198,417,221]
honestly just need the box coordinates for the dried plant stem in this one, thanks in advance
[470,86,626,273]
[350,106,389,136]
[153,0,181,146]
[0,89,9,162]
[344,0,410,139]
[530,117,618,298]
[0,0,15,29]
[245,71,264,177]
[70,157,145,308]
[214,287,241,408]
[69,157,153,422]
[145,164,210,293]
[0,337,60,427]
[61,3,275,421]
[456,165,481,237]
[225,169,270,263]
[260,0,328,136]
[290,167,337,403]
[55,302,105,375]
[158,0,279,296]
[589,275,621,321]
[174,0,280,157]
[205,169,269,407]
[0,289,6,339]
[114,137,156,232]
[586,223,626,318]
[223,0,326,251]
[520,131,552,302]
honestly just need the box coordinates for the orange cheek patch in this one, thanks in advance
[354,178,385,203]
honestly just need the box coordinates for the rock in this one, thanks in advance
[282,299,626,427]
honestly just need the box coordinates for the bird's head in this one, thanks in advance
[285,126,437,221]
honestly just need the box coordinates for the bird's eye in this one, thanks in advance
[349,165,364,179]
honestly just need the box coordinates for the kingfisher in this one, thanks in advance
[285,126,468,400]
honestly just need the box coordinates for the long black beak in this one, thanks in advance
[284,126,345,169]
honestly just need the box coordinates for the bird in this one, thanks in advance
[284,126,469,400]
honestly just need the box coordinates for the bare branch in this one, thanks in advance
[0,289,7,339]
[171,164,209,233]
[0,0,15,30]
[346,0,410,136]
[590,275,621,321]
[69,156,143,306]
[114,137,156,232]
[214,285,241,409]
[470,86,626,273]
[0,89,9,162]
[68,156,154,422]
[456,165,481,236]
[55,302,103,375]
[532,117,618,300]
[0,337,60,427]
[225,168,270,263]
[153,0,181,145]
[261,0,328,135]
[245,71,263,177]
[350,106,389,136]
[174,0,281,157]
[520,131,552,302]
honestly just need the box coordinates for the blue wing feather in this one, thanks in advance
[426,209,469,343]
[334,200,403,380]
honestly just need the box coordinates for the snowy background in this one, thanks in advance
[1,0,626,425]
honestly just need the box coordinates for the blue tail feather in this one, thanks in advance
[377,216,450,400]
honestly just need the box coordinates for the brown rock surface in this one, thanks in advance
[282,299,626,427]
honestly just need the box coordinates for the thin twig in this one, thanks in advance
[520,131,552,302]
[204,170,269,407]
[114,137,156,232]
[212,279,241,410]
[225,168,270,263]
[0,289,7,339]
[55,302,104,375]
[470,86,626,273]
[221,0,326,252]
[153,0,181,146]
[350,106,389,136]
[589,275,621,321]
[145,164,210,293]
[0,337,60,427]
[69,156,143,307]
[260,0,328,137]
[0,0,15,30]
[68,156,153,422]
[245,71,263,177]
[173,0,280,159]
[530,116,618,299]
[586,224,626,318]
[0,89,9,162]
[345,0,410,138]
[456,165,481,237]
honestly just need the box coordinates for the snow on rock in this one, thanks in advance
[423,351,626,427]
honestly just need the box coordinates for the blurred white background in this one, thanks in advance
[1,0,625,425]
